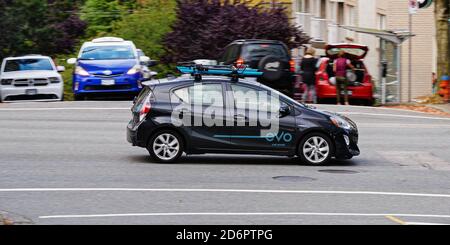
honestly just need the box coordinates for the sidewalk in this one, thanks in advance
[426,103,450,114]
[381,103,450,117]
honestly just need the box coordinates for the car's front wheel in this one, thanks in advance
[147,130,183,163]
[298,133,333,165]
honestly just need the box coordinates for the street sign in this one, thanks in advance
[409,0,418,14]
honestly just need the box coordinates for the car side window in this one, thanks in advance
[172,84,224,107]
[231,84,285,113]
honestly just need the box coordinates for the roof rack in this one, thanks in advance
[176,62,263,82]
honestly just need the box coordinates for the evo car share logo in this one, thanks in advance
[265,132,293,143]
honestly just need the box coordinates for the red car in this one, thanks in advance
[315,44,374,105]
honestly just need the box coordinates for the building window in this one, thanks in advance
[377,14,387,30]
[337,2,344,25]
[320,0,327,18]
[347,5,355,26]
[297,0,310,13]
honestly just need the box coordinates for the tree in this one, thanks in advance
[163,0,310,63]
[112,0,177,76]
[0,0,86,60]
[435,0,449,84]
[81,0,136,37]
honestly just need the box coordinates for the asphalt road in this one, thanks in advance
[1,101,450,225]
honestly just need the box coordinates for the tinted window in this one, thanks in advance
[242,44,288,60]
[231,84,284,112]
[4,59,53,72]
[80,45,135,60]
[173,84,223,106]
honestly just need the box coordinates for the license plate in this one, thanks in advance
[341,91,353,96]
[101,79,115,86]
[26,89,37,95]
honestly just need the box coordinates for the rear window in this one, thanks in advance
[242,44,288,60]
[327,48,366,57]
[4,59,54,72]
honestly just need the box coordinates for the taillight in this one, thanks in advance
[139,96,152,121]
[236,57,245,67]
[289,60,296,73]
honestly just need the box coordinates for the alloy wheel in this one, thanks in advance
[303,136,330,164]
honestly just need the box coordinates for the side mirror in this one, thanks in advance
[279,104,291,117]
[150,71,158,78]
[67,58,77,65]
[139,56,150,64]
[56,66,66,72]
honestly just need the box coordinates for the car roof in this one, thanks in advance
[230,39,286,45]
[150,75,262,88]
[4,55,52,60]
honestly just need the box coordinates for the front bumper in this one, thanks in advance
[333,128,360,160]
[0,84,63,101]
[73,74,142,95]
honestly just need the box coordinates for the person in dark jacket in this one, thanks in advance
[300,48,318,103]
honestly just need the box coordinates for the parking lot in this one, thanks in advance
[1,101,450,225]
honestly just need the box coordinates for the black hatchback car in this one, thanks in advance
[127,65,359,165]
[217,39,296,96]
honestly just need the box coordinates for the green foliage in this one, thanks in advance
[112,0,177,77]
[80,0,137,37]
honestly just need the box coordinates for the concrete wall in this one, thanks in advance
[385,0,435,102]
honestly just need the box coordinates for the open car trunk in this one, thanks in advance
[324,44,369,86]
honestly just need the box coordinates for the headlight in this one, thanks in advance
[330,116,352,130]
[1,79,13,85]
[75,66,90,76]
[49,77,61,83]
[127,65,141,75]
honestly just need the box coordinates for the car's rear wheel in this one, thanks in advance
[298,133,333,165]
[147,130,183,163]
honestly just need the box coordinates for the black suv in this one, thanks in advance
[127,65,360,165]
[217,39,296,96]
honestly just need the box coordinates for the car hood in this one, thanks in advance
[0,70,60,79]
[78,59,137,75]
[325,43,369,60]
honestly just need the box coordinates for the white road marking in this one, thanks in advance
[38,212,450,219]
[405,222,450,225]
[0,108,129,111]
[337,112,450,121]
[2,188,450,198]
[358,123,450,128]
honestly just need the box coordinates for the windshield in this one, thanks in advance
[242,44,288,60]
[79,45,135,60]
[3,59,54,72]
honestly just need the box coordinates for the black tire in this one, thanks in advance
[297,132,334,166]
[258,55,285,82]
[74,94,85,101]
[147,130,184,163]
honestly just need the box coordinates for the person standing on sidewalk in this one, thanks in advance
[333,51,355,105]
[300,48,318,103]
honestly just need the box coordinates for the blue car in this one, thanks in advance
[67,37,150,100]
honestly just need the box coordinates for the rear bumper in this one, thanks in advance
[316,83,373,100]
[73,74,142,95]
[127,121,139,146]
[0,84,63,101]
